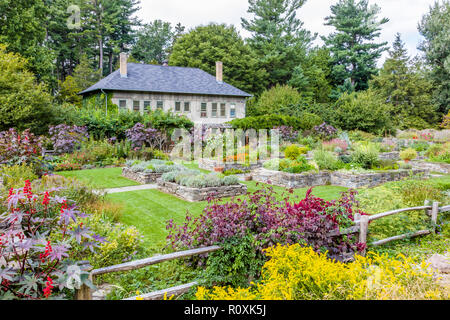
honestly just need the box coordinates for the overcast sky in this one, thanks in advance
[137,0,437,65]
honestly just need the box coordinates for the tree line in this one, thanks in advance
[0,0,449,133]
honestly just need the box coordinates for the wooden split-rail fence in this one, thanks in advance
[75,201,450,301]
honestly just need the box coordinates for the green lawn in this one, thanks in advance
[58,167,139,189]
[106,181,348,247]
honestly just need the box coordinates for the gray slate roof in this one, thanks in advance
[79,63,252,97]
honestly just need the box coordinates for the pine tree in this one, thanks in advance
[241,0,315,86]
[131,20,175,64]
[418,0,450,115]
[323,0,389,91]
[370,33,438,129]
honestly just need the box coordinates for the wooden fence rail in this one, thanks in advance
[75,201,449,300]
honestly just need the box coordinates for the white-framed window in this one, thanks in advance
[119,100,127,110]
[157,101,164,110]
[230,104,236,118]
[133,100,140,112]
[220,103,226,117]
[184,102,190,112]
[200,103,207,118]
[175,101,181,112]
[211,103,218,118]
[144,101,151,113]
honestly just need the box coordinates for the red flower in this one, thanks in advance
[42,192,50,206]
[43,277,53,298]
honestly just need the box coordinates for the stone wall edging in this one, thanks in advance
[252,168,429,189]
[157,179,248,202]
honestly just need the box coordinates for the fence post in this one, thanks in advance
[74,274,93,300]
[359,215,369,257]
[431,202,439,233]
[74,263,93,300]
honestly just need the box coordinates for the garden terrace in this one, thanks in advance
[410,160,450,174]
[122,159,185,184]
[252,167,429,189]
[157,179,248,202]
[198,158,264,172]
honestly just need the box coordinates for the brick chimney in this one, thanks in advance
[216,61,223,83]
[120,53,128,78]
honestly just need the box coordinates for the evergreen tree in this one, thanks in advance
[418,0,450,115]
[241,0,315,86]
[0,0,54,86]
[323,0,389,91]
[131,20,175,64]
[288,48,333,103]
[170,23,268,95]
[370,34,438,129]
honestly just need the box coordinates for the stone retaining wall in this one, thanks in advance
[379,152,400,160]
[252,168,429,189]
[122,167,163,184]
[157,179,248,202]
[198,158,264,172]
[410,161,450,174]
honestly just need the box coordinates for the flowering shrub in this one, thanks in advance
[54,162,83,172]
[0,128,43,170]
[322,139,348,153]
[167,187,366,286]
[49,124,89,155]
[273,126,299,143]
[0,181,104,299]
[196,244,447,300]
[313,122,337,140]
[125,123,167,151]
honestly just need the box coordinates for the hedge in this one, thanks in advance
[228,113,322,131]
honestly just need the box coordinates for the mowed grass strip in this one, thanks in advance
[58,167,140,189]
[106,182,348,247]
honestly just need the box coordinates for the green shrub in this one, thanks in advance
[250,84,303,116]
[400,148,418,161]
[73,214,143,269]
[284,156,315,174]
[313,150,342,171]
[334,91,394,135]
[284,145,303,160]
[351,143,380,169]
[0,164,37,190]
[229,113,322,131]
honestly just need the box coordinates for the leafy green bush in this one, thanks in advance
[351,143,380,169]
[333,90,394,135]
[250,84,302,116]
[81,214,143,269]
[0,164,37,190]
[313,150,342,171]
[284,145,305,160]
[400,148,418,161]
[229,113,322,131]
[0,45,53,135]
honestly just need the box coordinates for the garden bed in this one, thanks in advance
[122,167,163,184]
[410,160,450,174]
[252,168,429,189]
[157,179,248,202]
[198,158,264,172]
